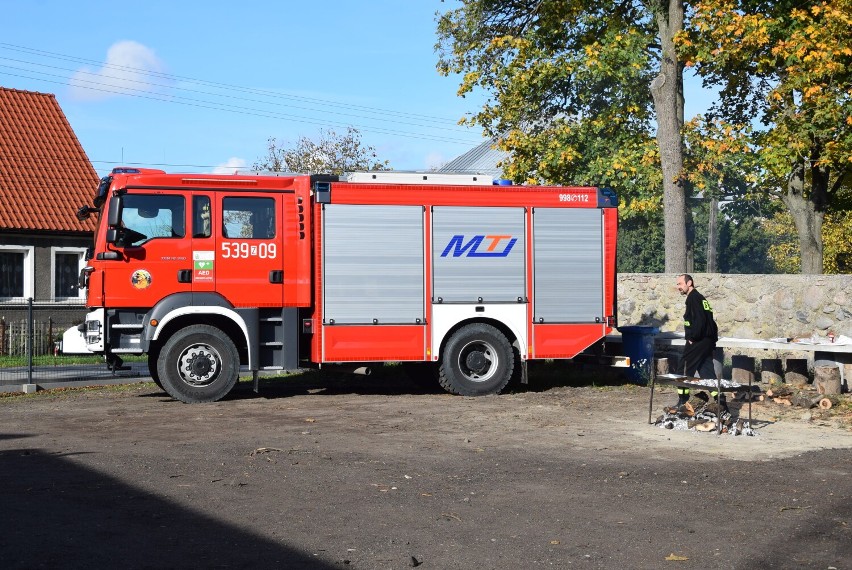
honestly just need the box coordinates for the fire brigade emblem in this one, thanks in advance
[131,269,152,290]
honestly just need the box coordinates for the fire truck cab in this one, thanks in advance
[76,168,618,403]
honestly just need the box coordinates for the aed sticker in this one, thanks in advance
[193,250,215,282]
[131,269,152,290]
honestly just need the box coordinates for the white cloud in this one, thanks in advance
[68,40,166,101]
[212,157,248,174]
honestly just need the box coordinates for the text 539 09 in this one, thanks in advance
[221,242,277,259]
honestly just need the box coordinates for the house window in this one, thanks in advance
[0,245,34,300]
[52,247,87,301]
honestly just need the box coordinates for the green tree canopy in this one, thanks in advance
[436,0,691,272]
[680,0,852,273]
[254,127,391,175]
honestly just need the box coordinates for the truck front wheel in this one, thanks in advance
[439,323,513,396]
[157,325,239,403]
[147,343,163,390]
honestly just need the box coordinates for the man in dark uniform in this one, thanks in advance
[674,274,723,409]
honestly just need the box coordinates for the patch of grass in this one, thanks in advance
[0,354,146,368]
[0,381,156,402]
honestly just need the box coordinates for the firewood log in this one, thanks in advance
[772,397,792,406]
[766,384,793,398]
[790,393,821,408]
[818,396,841,410]
[687,395,709,411]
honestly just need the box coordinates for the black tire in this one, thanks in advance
[157,325,240,403]
[439,323,514,396]
[147,343,163,390]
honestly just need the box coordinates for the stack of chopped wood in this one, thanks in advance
[765,383,841,410]
[657,393,734,432]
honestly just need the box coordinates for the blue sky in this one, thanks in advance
[1,1,712,178]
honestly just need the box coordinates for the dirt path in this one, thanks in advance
[2,376,851,569]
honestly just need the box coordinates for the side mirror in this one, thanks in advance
[107,195,123,227]
[76,205,97,221]
[105,227,147,248]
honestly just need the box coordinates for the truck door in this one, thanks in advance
[102,191,192,308]
[215,193,285,307]
[189,193,216,293]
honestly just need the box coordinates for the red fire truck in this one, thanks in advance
[75,168,618,403]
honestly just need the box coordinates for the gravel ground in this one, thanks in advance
[1,368,850,569]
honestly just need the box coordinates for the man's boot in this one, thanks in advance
[663,393,689,414]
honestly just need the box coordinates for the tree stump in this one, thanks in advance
[813,366,842,395]
[760,358,783,385]
[732,355,755,384]
[784,358,809,387]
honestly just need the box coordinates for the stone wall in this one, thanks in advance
[618,274,852,340]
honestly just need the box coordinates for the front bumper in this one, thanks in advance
[84,308,105,353]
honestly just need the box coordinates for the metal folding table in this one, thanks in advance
[649,371,762,434]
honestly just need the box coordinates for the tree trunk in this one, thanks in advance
[783,159,824,274]
[707,196,718,273]
[649,0,688,274]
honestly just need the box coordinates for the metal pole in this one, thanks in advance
[716,376,722,435]
[49,316,53,361]
[648,358,657,424]
[27,297,34,384]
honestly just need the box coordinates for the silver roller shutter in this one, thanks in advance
[323,204,424,324]
[533,208,603,323]
[432,206,526,303]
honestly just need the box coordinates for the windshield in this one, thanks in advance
[119,194,186,246]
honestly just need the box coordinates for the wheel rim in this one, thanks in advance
[176,343,222,387]
[456,339,498,383]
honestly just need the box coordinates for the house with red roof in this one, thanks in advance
[0,87,98,304]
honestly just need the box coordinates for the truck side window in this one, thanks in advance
[121,194,185,246]
[222,197,275,239]
[193,196,211,238]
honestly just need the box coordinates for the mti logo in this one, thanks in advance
[440,235,517,258]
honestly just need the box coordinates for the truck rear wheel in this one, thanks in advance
[157,325,239,403]
[439,323,513,396]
